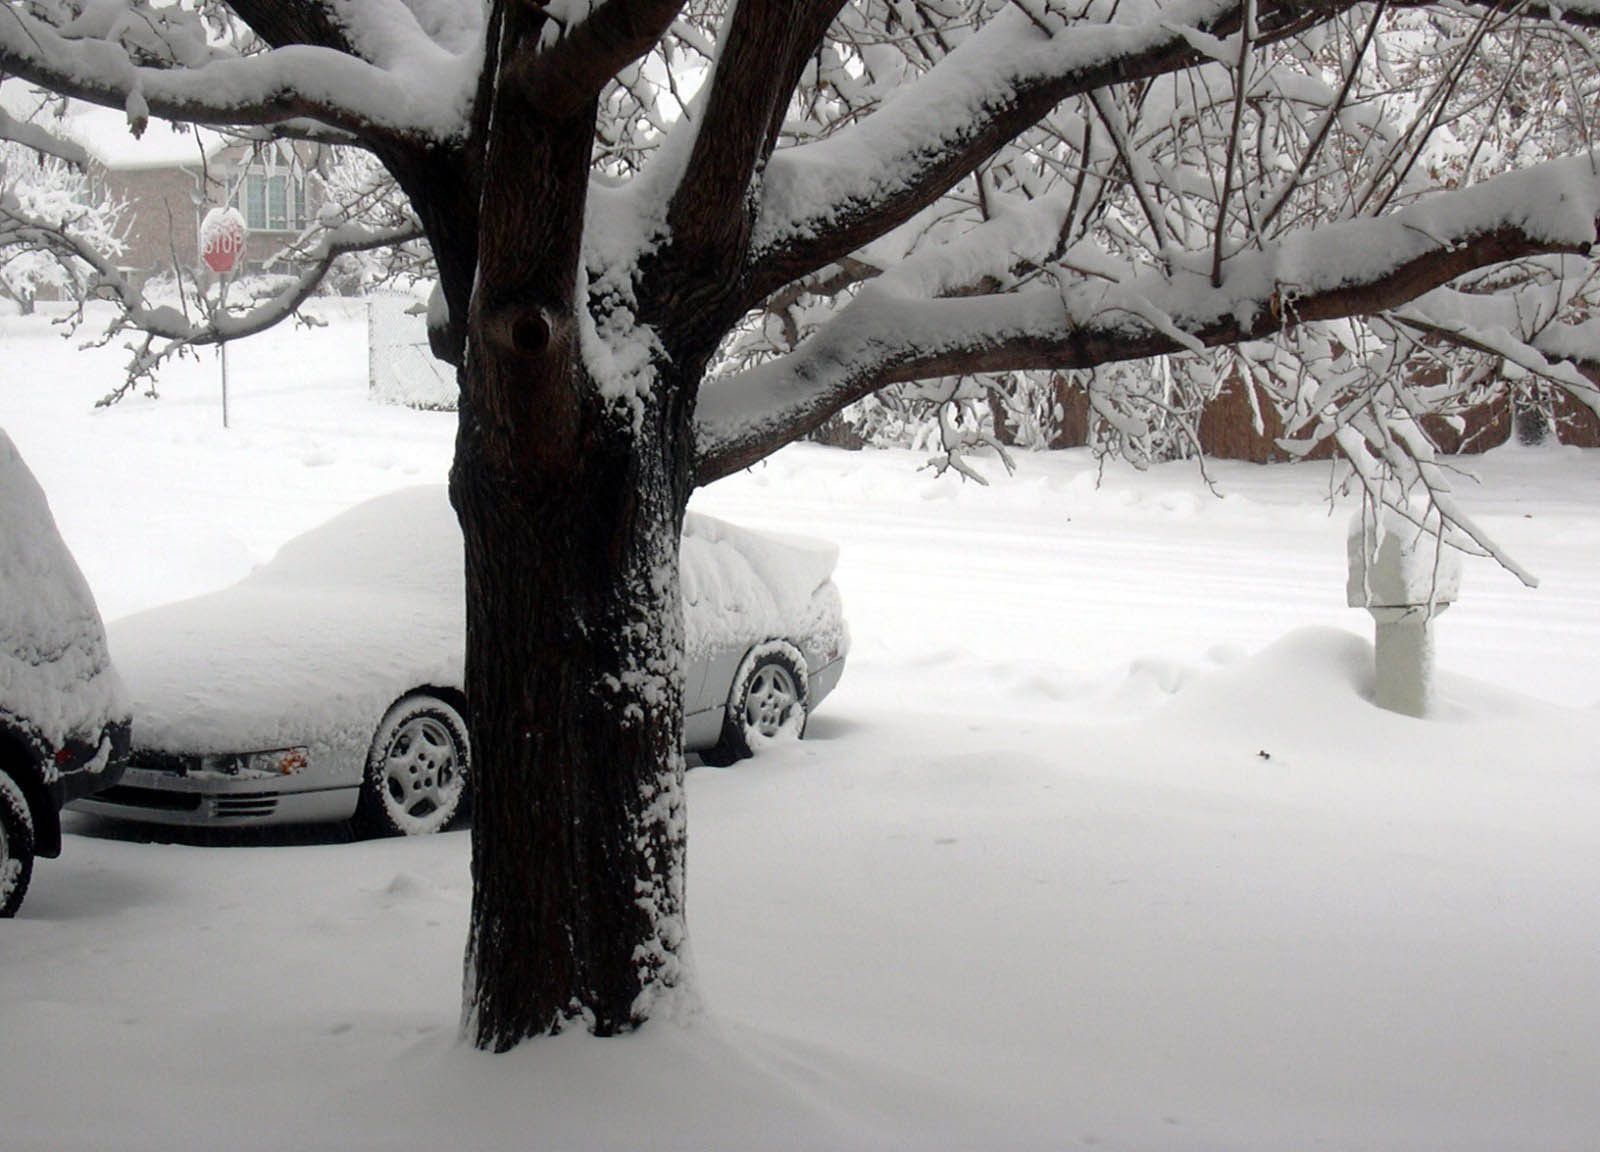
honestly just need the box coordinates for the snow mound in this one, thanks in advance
[1144,627,1590,779]
[1159,626,1373,722]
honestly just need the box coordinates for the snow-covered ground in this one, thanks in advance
[3,303,1599,1150]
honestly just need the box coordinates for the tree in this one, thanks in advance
[0,96,125,314]
[7,0,1600,1051]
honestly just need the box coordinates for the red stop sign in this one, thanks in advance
[203,230,243,274]
[200,209,246,274]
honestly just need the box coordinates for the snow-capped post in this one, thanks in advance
[1347,500,1463,717]
[198,207,246,429]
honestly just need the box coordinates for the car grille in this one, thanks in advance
[128,750,195,776]
[212,793,279,820]
[94,785,202,812]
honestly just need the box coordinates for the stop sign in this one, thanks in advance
[199,207,247,275]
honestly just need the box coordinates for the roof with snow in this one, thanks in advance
[3,84,228,171]
[60,105,229,171]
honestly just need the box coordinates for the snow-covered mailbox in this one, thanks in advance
[1347,503,1462,718]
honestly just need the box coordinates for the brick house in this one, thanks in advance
[986,364,1600,460]
[61,106,321,284]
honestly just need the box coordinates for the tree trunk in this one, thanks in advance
[452,367,695,1049]
[430,0,706,1050]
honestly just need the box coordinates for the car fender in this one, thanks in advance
[0,726,61,858]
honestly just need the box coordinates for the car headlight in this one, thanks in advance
[197,748,310,777]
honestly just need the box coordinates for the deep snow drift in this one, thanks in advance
[2,303,1598,1150]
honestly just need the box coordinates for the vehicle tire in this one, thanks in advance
[353,694,470,837]
[702,642,809,767]
[0,768,36,918]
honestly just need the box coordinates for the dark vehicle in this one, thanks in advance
[2,430,130,915]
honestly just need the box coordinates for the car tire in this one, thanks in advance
[702,642,809,767]
[0,768,36,917]
[353,694,470,837]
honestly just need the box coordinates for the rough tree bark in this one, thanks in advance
[452,394,692,1047]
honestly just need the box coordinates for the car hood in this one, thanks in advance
[0,429,126,750]
[109,584,461,754]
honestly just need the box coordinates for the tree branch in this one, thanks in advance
[0,200,423,371]
[745,1,1345,301]
[634,0,844,351]
[224,1,361,55]
[517,0,684,117]
[0,4,476,145]
[0,104,88,166]
[744,0,1600,305]
[698,149,1600,484]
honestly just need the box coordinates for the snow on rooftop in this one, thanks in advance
[2,82,229,170]
[59,103,229,171]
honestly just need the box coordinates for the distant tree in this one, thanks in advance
[0,107,124,314]
[7,0,1600,1050]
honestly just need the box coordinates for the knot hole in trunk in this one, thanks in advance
[484,305,555,361]
[513,312,550,356]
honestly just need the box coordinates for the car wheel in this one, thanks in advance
[0,768,36,917]
[703,642,809,766]
[354,694,470,837]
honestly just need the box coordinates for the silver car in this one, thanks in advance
[74,487,847,836]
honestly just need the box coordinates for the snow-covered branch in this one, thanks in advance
[17,215,427,401]
[699,149,1600,482]
[745,0,1600,302]
[0,2,479,144]
[516,0,685,116]
[638,0,843,335]
[0,103,88,166]
[1394,287,1600,406]
[746,1,1343,297]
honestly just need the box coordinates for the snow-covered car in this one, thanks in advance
[74,487,847,836]
[1,430,130,916]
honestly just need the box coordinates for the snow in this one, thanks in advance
[1348,498,1464,609]
[4,303,1600,1148]
[58,103,228,171]
[0,8,480,145]
[680,515,843,663]
[0,428,124,751]
[107,479,837,769]
[106,487,466,760]
[706,149,1600,465]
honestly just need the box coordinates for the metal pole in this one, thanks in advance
[219,274,230,429]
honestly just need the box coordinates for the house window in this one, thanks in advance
[236,169,308,232]
[244,173,267,229]
[267,174,288,230]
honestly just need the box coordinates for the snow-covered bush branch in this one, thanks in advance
[0,141,126,314]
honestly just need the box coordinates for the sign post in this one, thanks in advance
[199,207,247,428]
